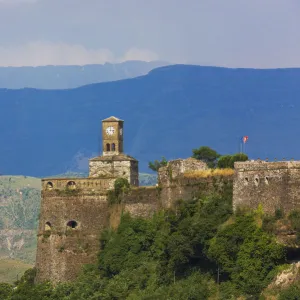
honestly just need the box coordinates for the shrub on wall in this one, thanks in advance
[107,178,130,205]
[217,153,248,169]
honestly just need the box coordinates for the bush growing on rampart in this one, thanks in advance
[107,178,130,205]
[217,153,248,169]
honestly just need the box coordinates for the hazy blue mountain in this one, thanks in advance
[1,64,300,177]
[0,60,168,89]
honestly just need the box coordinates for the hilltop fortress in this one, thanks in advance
[35,117,300,283]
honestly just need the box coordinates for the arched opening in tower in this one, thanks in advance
[67,181,76,189]
[111,143,116,151]
[106,143,110,151]
[67,220,78,229]
[45,222,52,231]
[46,182,53,190]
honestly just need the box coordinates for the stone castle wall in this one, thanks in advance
[36,191,109,283]
[36,178,115,283]
[36,158,233,283]
[233,160,300,214]
[37,156,300,284]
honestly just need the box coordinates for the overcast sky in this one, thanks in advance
[0,0,299,68]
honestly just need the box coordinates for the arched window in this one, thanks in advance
[46,182,53,190]
[111,143,116,151]
[45,222,52,231]
[67,181,76,189]
[67,220,78,229]
[106,143,110,151]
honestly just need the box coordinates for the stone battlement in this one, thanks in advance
[235,160,300,171]
[42,177,115,193]
[233,160,300,214]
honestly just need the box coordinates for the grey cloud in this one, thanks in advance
[0,0,299,67]
[0,41,158,66]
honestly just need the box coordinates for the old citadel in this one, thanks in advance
[35,116,300,283]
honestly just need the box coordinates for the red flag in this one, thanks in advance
[242,136,249,144]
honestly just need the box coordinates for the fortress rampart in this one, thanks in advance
[233,160,300,213]
[35,116,300,284]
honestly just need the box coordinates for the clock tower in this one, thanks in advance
[89,116,139,186]
[102,116,124,156]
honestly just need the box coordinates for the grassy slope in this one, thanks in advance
[0,258,33,283]
[0,175,41,190]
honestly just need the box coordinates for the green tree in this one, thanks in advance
[148,157,168,172]
[217,153,248,169]
[208,214,285,296]
[217,155,233,169]
[192,146,220,168]
[232,230,285,296]
[0,283,13,300]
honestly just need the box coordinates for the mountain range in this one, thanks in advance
[1,64,300,177]
[0,60,168,89]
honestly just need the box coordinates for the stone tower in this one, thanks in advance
[89,116,139,186]
[102,116,123,156]
[35,117,139,283]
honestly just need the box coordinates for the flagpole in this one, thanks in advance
[240,138,242,154]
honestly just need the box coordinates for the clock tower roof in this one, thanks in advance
[102,116,124,122]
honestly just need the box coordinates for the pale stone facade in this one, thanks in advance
[89,155,138,186]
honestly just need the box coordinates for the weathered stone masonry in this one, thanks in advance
[35,116,300,284]
[233,160,300,214]
[35,116,139,283]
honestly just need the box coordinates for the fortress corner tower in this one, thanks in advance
[35,116,139,283]
[89,116,139,186]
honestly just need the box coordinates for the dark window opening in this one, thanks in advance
[45,222,52,231]
[265,177,269,184]
[67,181,76,189]
[106,143,110,151]
[67,220,78,229]
[112,143,116,151]
[46,182,53,190]
[244,177,249,183]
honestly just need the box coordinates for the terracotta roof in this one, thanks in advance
[89,154,138,162]
[102,116,124,122]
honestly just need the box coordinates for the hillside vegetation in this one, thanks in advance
[0,259,32,284]
[2,181,299,299]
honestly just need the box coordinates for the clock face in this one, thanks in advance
[106,126,115,136]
